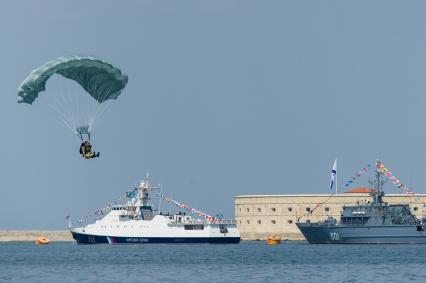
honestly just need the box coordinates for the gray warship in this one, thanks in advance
[296,165,426,244]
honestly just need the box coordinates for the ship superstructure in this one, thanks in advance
[70,175,240,244]
[296,161,426,244]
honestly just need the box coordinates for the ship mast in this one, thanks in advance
[139,172,151,207]
[368,160,386,205]
[137,172,161,207]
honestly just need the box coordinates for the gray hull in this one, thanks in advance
[297,223,426,244]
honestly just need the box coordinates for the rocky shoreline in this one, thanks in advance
[0,230,73,242]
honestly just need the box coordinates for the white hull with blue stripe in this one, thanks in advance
[70,214,240,244]
[69,175,240,244]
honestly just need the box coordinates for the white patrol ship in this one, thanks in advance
[70,175,240,244]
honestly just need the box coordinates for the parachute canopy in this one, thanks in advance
[17,55,128,105]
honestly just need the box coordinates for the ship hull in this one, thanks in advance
[71,231,240,244]
[296,223,426,244]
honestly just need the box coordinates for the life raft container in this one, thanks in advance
[266,235,282,245]
[35,237,50,245]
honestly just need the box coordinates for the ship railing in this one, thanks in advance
[169,219,236,225]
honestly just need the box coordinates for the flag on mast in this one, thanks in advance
[330,159,337,190]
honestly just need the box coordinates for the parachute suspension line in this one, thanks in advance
[45,102,77,134]
[86,81,103,132]
[57,88,72,130]
[46,91,76,133]
[45,86,85,138]
[47,86,109,139]
[89,99,114,132]
[87,90,102,132]
[60,88,78,133]
[87,86,115,132]
[72,88,89,132]
[71,88,82,130]
[55,87,89,137]
[53,88,74,130]
[86,90,94,131]
[96,99,114,121]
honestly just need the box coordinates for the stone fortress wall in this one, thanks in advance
[235,193,426,240]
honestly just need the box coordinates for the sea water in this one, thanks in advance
[1,241,425,282]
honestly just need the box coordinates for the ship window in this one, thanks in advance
[257,208,261,212]
[288,220,293,224]
[414,207,419,211]
[306,207,311,212]
[184,225,204,230]
[257,220,261,224]
[271,220,276,224]
[341,216,369,225]
[325,207,330,212]
[271,207,276,212]
[288,207,292,212]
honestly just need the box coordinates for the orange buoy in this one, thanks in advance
[35,236,50,245]
[266,235,282,245]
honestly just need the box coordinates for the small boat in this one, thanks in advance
[267,235,281,245]
[35,237,50,245]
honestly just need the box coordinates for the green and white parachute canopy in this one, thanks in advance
[17,55,128,139]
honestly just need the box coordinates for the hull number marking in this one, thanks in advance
[330,232,340,241]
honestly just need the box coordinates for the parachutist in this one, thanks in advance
[79,140,100,159]
[17,56,128,155]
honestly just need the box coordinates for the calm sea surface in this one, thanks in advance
[1,241,425,282]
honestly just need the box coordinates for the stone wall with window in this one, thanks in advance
[235,194,426,240]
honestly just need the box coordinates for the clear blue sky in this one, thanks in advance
[1,0,426,229]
